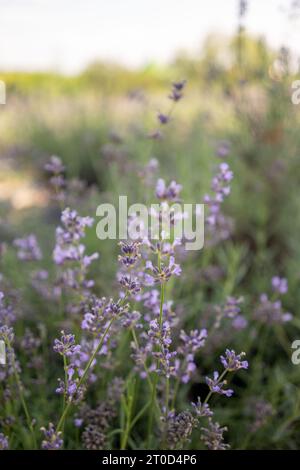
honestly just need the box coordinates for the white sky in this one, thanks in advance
[0,0,299,73]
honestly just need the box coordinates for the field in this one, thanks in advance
[1,35,300,450]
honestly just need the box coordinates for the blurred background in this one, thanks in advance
[1,0,300,449]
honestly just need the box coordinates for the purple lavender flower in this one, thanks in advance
[40,423,63,450]
[0,433,8,450]
[232,315,248,330]
[204,162,234,243]
[118,241,141,267]
[216,140,230,158]
[148,319,177,377]
[157,113,170,125]
[145,256,181,284]
[0,325,14,343]
[13,234,42,261]
[179,329,207,352]
[44,155,65,174]
[254,294,292,324]
[162,410,196,449]
[206,371,233,397]
[175,329,207,383]
[191,397,213,418]
[271,276,288,294]
[220,350,248,371]
[155,179,182,202]
[223,296,243,317]
[0,292,16,326]
[169,80,187,101]
[119,275,141,297]
[44,155,66,202]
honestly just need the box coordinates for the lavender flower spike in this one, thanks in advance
[40,423,63,450]
[205,371,233,397]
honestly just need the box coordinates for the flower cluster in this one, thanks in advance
[13,234,42,261]
[201,418,230,450]
[40,423,63,450]
[254,294,292,324]
[206,349,248,398]
[0,292,16,326]
[220,349,248,371]
[271,276,288,295]
[148,319,177,377]
[175,329,207,383]
[155,179,182,202]
[204,162,234,243]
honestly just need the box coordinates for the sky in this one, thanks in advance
[0,0,299,73]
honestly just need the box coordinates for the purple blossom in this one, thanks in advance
[271,276,288,295]
[0,292,16,326]
[13,234,42,261]
[145,256,181,284]
[118,241,141,267]
[191,397,213,418]
[201,418,230,450]
[206,371,233,397]
[0,433,8,450]
[179,329,207,352]
[232,315,248,330]
[44,155,65,174]
[53,331,81,356]
[148,319,177,377]
[0,325,14,343]
[44,155,66,202]
[119,275,141,297]
[216,140,230,158]
[169,80,187,101]
[162,410,196,449]
[155,179,182,201]
[157,112,170,125]
[254,294,292,324]
[220,349,248,371]
[40,423,63,450]
[204,162,234,243]
[175,329,208,383]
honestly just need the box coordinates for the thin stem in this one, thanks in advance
[204,369,228,405]
[159,282,165,328]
